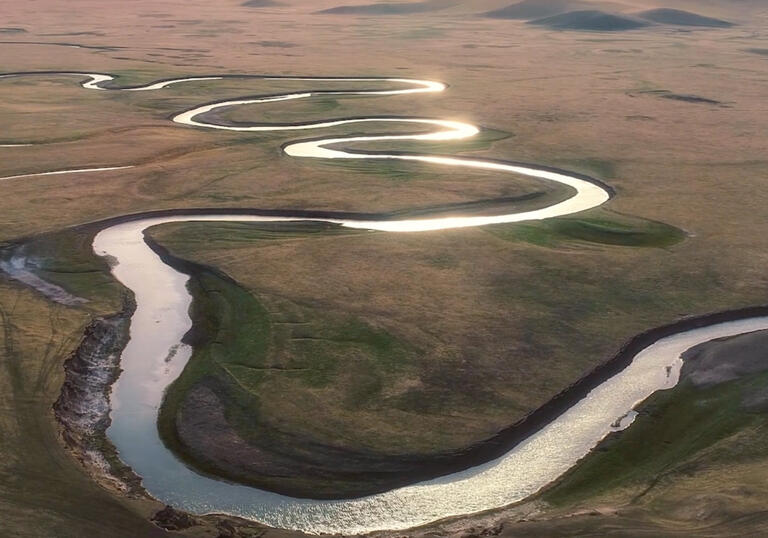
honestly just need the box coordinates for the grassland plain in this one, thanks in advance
[144,213,683,498]
[1,0,768,535]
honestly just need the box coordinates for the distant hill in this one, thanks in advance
[635,8,733,28]
[528,10,650,31]
[241,0,282,6]
[484,0,597,20]
[318,1,451,15]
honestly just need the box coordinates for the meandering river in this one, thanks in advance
[4,73,767,534]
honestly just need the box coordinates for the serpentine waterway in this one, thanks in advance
[4,73,768,534]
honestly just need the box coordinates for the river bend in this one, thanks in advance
[3,73,764,534]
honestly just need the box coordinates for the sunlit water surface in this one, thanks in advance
[5,72,761,534]
[95,216,768,533]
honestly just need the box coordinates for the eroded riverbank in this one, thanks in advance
[3,71,765,535]
[52,295,143,495]
[48,240,768,535]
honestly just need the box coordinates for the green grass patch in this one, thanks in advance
[151,221,421,484]
[156,260,419,475]
[487,209,686,248]
[156,268,271,462]
[1,228,124,312]
[544,372,768,506]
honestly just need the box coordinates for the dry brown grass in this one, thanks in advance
[1,0,768,535]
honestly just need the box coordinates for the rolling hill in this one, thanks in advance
[528,10,650,31]
[318,0,454,15]
[636,8,733,27]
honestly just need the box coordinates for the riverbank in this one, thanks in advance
[2,3,768,533]
[139,226,768,499]
[53,295,144,495]
[536,330,768,533]
[48,249,768,535]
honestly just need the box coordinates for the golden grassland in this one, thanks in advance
[1,0,768,534]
